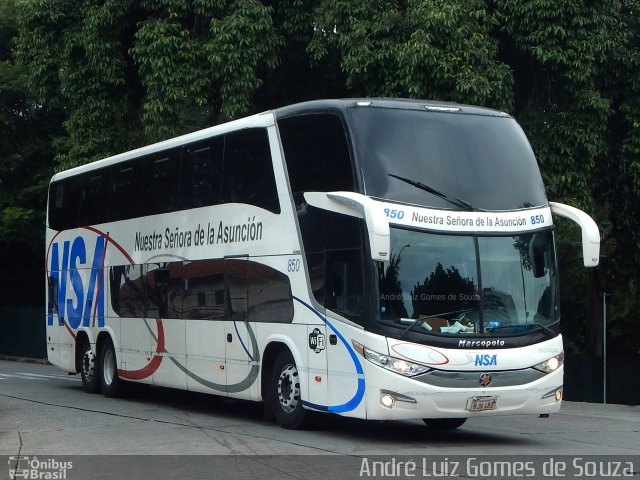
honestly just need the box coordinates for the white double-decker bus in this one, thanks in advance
[45,99,600,429]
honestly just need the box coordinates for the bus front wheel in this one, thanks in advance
[99,337,123,398]
[270,350,307,429]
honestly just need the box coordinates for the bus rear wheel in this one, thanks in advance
[80,336,100,394]
[422,418,467,430]
[99,337,123,398]
[270,350,307,429]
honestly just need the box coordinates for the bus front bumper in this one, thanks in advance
[363,365,564,421]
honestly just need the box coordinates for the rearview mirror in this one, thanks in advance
[304,191,390,262]
[549,202,600,267]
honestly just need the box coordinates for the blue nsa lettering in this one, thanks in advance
[48,235,106,328]
[474,354,497,367]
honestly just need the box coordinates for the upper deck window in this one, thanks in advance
[47,127,280,230]
[350,108,547,211]
[278,113,355,198]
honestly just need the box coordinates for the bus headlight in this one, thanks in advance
[533,353,564,374]
[352,340,431,377]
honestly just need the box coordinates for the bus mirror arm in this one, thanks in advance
[304,192,391,262]
[549,201,600,267]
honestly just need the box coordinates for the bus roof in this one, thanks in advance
[50,98,510,183]
[50,109,275,182]
[273,98,511,119]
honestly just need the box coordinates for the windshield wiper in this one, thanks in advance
[486,320,559,338]
[388,173,473,210]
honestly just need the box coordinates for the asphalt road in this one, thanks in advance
[1,359,638,479]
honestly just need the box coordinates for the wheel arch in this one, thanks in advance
[261,341,288,402]
[96,330,114,360]
[261,336,306,401]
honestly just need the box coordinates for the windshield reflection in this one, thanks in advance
[378,228,558,337]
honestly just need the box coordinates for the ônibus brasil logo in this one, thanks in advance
[47,233,106,329]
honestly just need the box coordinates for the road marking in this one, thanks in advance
[0,372,80,382]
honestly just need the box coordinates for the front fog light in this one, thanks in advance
[533,352,564,373]
[542,386,563,401]
[380,389,417,408]
[381,393,396,408]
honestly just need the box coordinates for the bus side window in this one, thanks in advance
[142,151,180,216]
[110,163,141,221]
[222,259,294,323]
[143,263,188,319]
[49,178,82,230]
[326,250,363,318]
[181,137,224,209]
[246,261,294,323]
[109,265,146,318]
[298,206,365,323]
[278,113,355,202]
[182,259,225,320]
[222,128,280,214]
[225,259,248,322]
[80,170,109,226]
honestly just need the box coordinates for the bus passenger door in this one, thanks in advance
[224,257,256,400]
[325,250,367,418]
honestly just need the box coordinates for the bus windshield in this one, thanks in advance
[377,227,559,338]
[350,107,548,211]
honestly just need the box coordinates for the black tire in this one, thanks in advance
[270,350,307,429]
[79,336,100,394]
[422,418,467,430]
[99,337,123,398]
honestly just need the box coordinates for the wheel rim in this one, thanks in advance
[82,348,94,380]
[103,348,115,386]
[277,363,300,413]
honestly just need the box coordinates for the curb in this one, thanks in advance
[0,355,50,365]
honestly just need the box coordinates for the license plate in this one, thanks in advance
[466,396,498,412]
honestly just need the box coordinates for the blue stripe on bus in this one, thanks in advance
[293,296,365,413]
[233,320,254,361]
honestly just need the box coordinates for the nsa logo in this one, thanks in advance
[308,328,326,353]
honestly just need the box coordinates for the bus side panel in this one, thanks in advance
[45,229,91,373]
[45,317,73,372]
[326,320,367,419]
[186,319,228,395]
[150,317,186,390]
[118,316,154,384]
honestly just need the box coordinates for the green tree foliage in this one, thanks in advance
[16,0,285,163]
[495,0,626,207]
[0,0,61,250]
[8,0,640,354]
[16,0,137,169]
[309,0,513,110]
[492,0,640,355]
[130,0,283,140]
[0,0,65,305]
